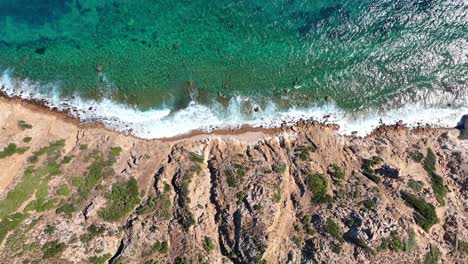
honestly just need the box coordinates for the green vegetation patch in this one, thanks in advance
[409,150,424,162]
[325,218,344,243]
[0,143,29,158]
[295,145,315,161]
[23,136,32,143]
[56,184,70,196]
[203,237,215,252]
[79,144,88,150]
[423,244,441,264]
[0,213,29,244]
[42,240,66,259]
[302,215,316,236]
[110,146,122,156]
[150,240,169,255]
[423,149,447,206]
[408,179,424,192]
[401,191,439,232]
[0,140,66,219]
[362,156,383,184]
[28,139,65,163]
[17,120,33,130]
[329,164,345,181]
[459,241,468,254]
[362,198,377,210]
[98,177,141,221]
[56,149,117,217]
[274,163,287,174]
[141,183,172,220]
[90,254,111,264]
[190,152,204,163]
[306,173,332,204]
[80,224,106,242]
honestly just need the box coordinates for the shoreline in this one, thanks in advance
[0,93,463,143]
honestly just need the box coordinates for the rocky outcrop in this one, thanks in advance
[0,99,467,263]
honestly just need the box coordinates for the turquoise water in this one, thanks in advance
[0,0,467,137]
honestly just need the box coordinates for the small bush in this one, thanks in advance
[42,240,66,259]
[236,191,245,205]
[307,173,332,204]
[423,244,441,264]
[225,169,237,188]
[203,237,215,252]
[295,146,313,161]
[23,136,32,143]
[56,185,70,196]
[325,218,344,243]
[409,150,424,162]
[401,191,439,231]
[0,143,17,158]
[79,144,88,150]
[274,163,287,174]
[110,146,122,156]
[89,254,111,264]
[423,149,447,206]
[362,198,377,210]
[190,153,204,163]
[98,177,141,221]
[80,224,105,242]
[17,120,33,130]
[151,240,169,254]
[408,179,423,192]
[362,157,383,184]
[459,241,468,254]
[329,164,345,180]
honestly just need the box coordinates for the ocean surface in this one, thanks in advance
[0,0,467,138]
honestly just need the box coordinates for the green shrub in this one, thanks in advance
[98,177,141,221]
[274,163,287,174]
[362,157,383,184]
[362,198,377,210]
[401,191,439,231]
[404,229,417,252]
[329,164,345,180]
[295,146,313,161]
[409,150,424,162]
[151,240,169,254]
[234,164,246,183]
[325,218,344,243]
[273,181,282,203]
[42,240,66,259]
[236,191,245,205]
[80,224,105,242]
[110,146,122,157]
[459,241,468,254]
[190,153,204,163]
[0,143,17,158]
[423,244,441,264]
[225,169,237,188]
[17,120,33,130]
[79,144,88,150]
[423,149,447,206]
[388,232,404,252]
[0,213,29,243]
[408,179,423,192]
[307,173,332,204]
[302,216,316,235]
[203,237,215,252]
[23,136,32,143]
[89,254,111,264]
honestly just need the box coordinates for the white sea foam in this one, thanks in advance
[1,69,466,139]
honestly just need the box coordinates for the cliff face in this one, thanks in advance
[0,99,467,264]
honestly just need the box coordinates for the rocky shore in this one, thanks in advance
[0,98,467,263]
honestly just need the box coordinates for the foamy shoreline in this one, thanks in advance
[1,70,467,140]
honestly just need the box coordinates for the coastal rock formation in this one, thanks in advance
[0,98,467,264]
